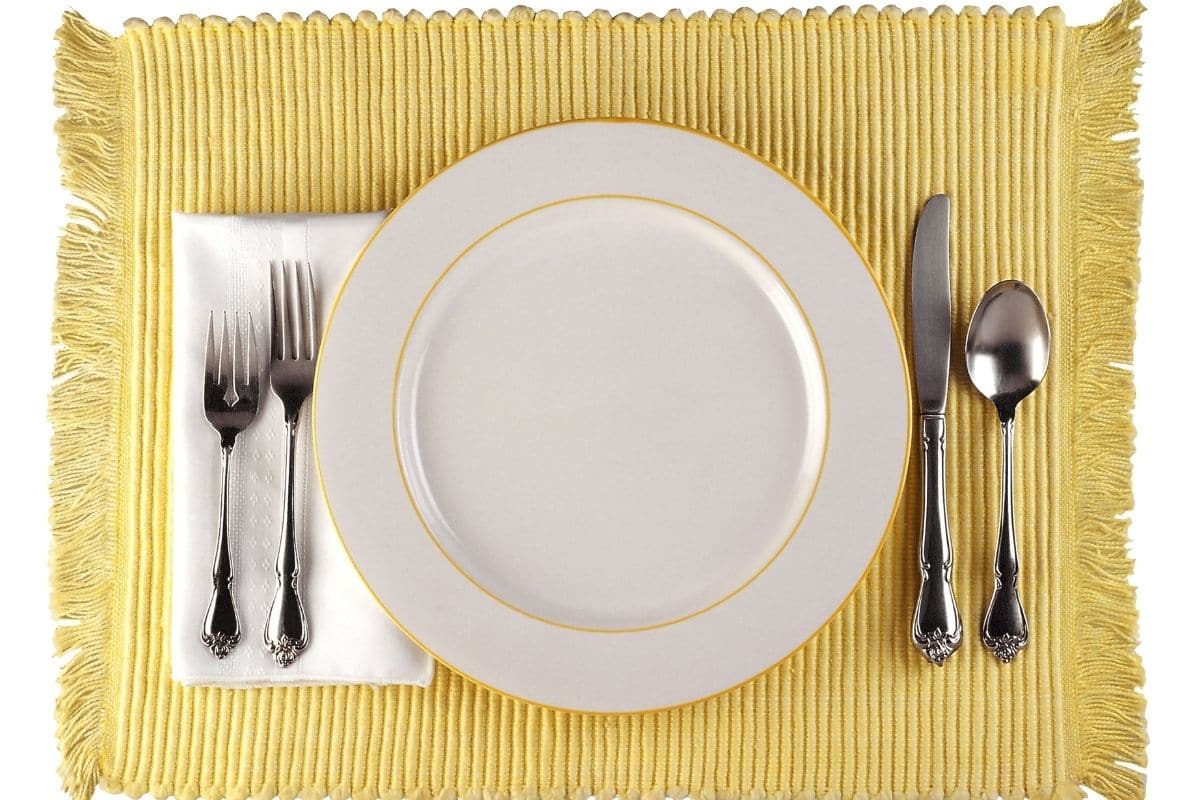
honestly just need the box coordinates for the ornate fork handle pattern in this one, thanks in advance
[265,410,309,666]
[202,442,241,657]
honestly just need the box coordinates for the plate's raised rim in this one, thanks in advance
[312,117,912,714]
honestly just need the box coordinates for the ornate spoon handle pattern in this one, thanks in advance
[981,416,1028,663]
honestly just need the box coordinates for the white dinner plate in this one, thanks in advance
[314,120,909,712]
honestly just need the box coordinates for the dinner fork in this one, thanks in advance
[265,260,317,666]
[201,311,260,658]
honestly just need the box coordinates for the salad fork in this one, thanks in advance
[201,311,260,658]
[265,260,317,666]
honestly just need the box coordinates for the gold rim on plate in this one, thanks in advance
[311,117,913,714]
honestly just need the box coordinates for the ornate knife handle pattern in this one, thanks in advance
[912,413,963,665]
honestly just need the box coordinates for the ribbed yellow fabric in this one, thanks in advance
[52,4,1144,800]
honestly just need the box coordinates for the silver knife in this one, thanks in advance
[910,194,964,665]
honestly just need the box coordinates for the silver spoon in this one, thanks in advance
[965,280,1050,663]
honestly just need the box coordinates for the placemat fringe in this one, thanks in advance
[1070,2,1146,800]
[52,12,123,800]
[119,5,1071,31]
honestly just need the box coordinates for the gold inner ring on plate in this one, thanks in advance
[389,193,832,634]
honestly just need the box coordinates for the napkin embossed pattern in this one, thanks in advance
[52,4,1144,799]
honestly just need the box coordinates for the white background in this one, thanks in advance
[2,0,1195,797]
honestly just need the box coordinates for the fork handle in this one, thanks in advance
[202,443,241,658]
[265,412,309,666]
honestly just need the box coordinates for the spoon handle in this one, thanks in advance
[911,413,963,665]
[982,416,1029,662]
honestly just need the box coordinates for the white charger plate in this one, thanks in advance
[314,120,909,712]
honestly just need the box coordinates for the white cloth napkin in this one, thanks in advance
[170,211,433,687]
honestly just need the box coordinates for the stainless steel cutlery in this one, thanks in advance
[966,280,1050,662]
[909,194,1052,664]
[910,194,965,666]
[200,261,318,667]
[264,259,318,667]
[198,208,1052,670]
[201,311,261,659]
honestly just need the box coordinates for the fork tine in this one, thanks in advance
[287,259,302,360]
[281,260,292,360]
[268,261,277,358]
[231,311,243,401]
[204,311,218,384]
[218,312,232,392]
[244,312,259,397]
[302,260,317,360]
[270,260,286,361]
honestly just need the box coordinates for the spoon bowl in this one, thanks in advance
[965,280,1050,420]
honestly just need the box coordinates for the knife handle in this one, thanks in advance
[911,413,963,665]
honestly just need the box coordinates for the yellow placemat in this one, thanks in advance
[51,4,1144,799]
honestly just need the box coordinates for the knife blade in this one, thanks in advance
[909,193,963,665]
[912,194,951,414]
